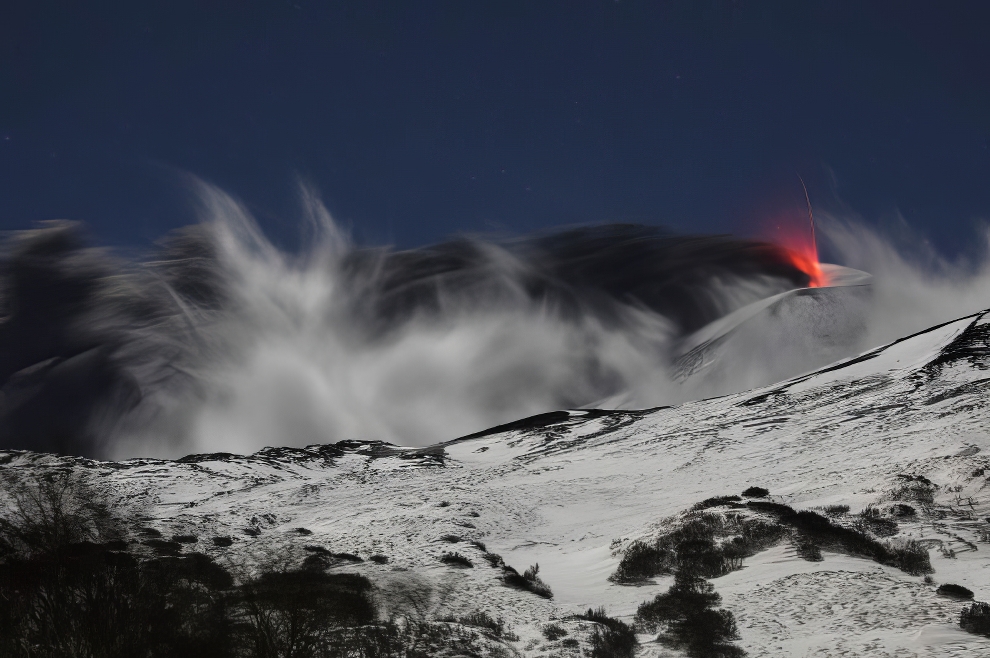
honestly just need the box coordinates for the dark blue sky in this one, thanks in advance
[2,1,989,255]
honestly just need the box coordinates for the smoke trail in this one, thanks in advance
[4,181,978,460]
[818,214,990,349]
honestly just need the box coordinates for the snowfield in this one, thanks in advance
[5,310,990,656]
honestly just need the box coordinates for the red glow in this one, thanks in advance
[763,213,825,288]
[783,243,824,288]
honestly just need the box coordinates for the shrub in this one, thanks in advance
[794,537,823,562]
[937,583,975,599]
[611,539,674,583]
[612,512,786,584]
[446,611,506,637]
[822,505,850,517]
[858,507,899,536]
[692,496,743,511]
[440,534,462,543]
[369,554,389,564]
[523,564,553,597]
[888,541,933,576]
[892,478,936,504]
[0,473,237,658]
[440,552,473,568]
[580,607,637,658]
[239,570,378,655]
[961,601,990,637]
[0,473,526,657]
[469,539,487,552]
[635,572,744,658]
[503,563,553,598]
[677,536,735,579]
[212,536,234,547]
[542,623,568,640]
[745,500,792,515]
[172,534,198,543]
[741,486,769,498]
[483,552,505,568]
[746,502,933,576]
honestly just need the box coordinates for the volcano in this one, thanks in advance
[3,304,990,656]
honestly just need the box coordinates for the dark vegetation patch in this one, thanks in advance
[294,527,313,535]
[614,510,751,655]
[145,538,183,555]
[857,506,899,537]
[614,491,941,658]
[611,512,785,583]
[892,503,916,517]
[542,623,568,640]
[440,551,473,568]
[172,534,198,543]
[961,601,990,637]
[892,476,937,504]
[937,583,975,600]
[212,536,234,547]
[635,571,744,658]
[578,607,637,658]
[822,505,850,517]
[482,551,505,568]
[741,487,769,498]
[369,554,389,564]
[439,611,509,638]
[503,563,553,598]
[747,502,932,575]
[440,534,462,543]
[469,539,487,552]
[793,536,823,562]
[692,495,743,511]
[0,472,519,657]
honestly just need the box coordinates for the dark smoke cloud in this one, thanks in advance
[0,187,816,460]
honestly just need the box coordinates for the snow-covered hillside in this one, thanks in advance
[4,309,990,656]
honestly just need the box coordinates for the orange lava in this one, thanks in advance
[784,245,824,288]
[765,216,825,287]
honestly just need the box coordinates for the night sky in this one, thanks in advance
[3,1,989,256]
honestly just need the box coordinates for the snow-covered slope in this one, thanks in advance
[4,309,990,656]
[672,263,873,397]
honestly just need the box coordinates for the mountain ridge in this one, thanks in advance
[3,308,990,656]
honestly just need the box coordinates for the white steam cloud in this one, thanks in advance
[2,181,987,460]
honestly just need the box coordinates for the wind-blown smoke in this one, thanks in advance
[819,215,990,350]
[0,182,981,460]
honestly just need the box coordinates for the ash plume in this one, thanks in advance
[0,181,977,460]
